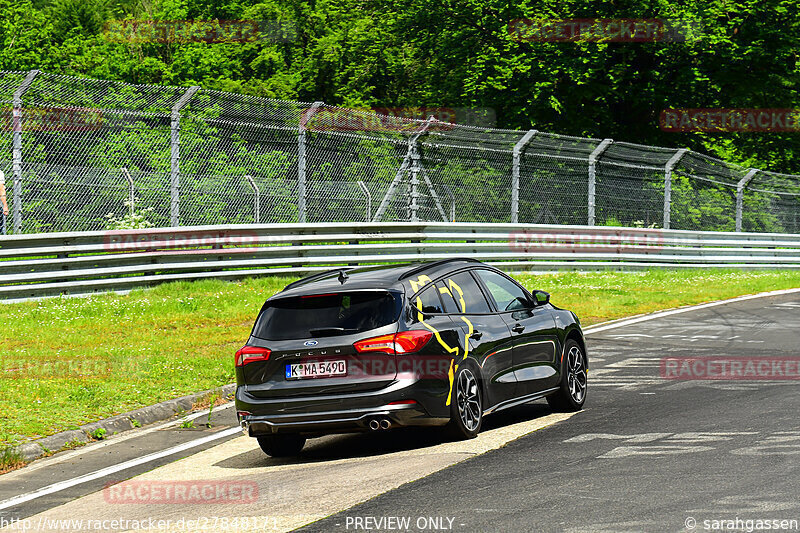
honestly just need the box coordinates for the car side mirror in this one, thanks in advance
[511,296,532,311]
[532,290,550,306]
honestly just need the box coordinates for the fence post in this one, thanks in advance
[120,167,135,217]
[373,117,435,222]
[407,116,441,222]
[736,168,759,232]
[409,143,421,222]
[442,185,455,222]
[245,175,260,224]
[298,101,323,223]
[11,70,40,234]
[663,148,688,230]
[511,130,537,223]
[587,138,613,226]
[170,86,200,227]
[357,180,371,222]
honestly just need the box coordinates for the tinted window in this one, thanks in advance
[446,272,492,314]
[436,281,461,314]
[414,286,444,314]
[252,291,401,340]
[475,270,529,312]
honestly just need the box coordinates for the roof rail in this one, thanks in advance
[282,267,356,292]
[398,258,481,281]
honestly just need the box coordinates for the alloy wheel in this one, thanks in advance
[456,368,481,432]
[566,346,587,403]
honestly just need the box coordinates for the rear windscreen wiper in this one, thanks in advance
[308,327,360,337]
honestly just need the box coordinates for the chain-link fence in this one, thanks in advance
[1,69,799,235]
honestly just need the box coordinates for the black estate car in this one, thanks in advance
[235,259,587,457]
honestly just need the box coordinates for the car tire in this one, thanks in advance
[547,338,587,412]
[256,434,306,457]
[445,365,483,440]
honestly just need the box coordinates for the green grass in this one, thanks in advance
[518,269,800,326]
[1,269,800,446]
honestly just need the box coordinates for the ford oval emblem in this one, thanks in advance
[303,340,319,347]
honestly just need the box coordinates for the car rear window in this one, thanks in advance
[252,291,402,340]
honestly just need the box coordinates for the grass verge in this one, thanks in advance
[2,269,799,446]
[0,446,25,474]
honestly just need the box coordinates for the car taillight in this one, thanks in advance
[353,330,432,355]
[235,346,271,367]
[395,330,434,353]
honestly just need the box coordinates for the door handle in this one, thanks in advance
[512,323,525,333]
[470,330,483,340]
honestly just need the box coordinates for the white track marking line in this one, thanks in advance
[0,427,241,511]
[583,288,800,335]
[12,404,234,476]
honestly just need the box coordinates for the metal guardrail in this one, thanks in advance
[1,222,799,301]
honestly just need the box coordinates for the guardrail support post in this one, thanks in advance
[298,101,323,223]
[245,175,261,224]
[357,180,371,222]
[11,69,40,234]
[170,86,200,227]
[511,130,537,224]
[587,138,613,226]
[663,148,688,230]
[736,168,759,232]
[120,167,135,217]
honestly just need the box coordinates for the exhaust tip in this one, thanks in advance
[368,419,381,431]
[240,420,250,434]
[380,418,391,430]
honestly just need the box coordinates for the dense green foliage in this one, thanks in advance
[2,0,800,172]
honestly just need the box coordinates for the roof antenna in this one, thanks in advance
[337,270,349,284]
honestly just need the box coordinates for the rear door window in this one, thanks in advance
[414,286,444,314]
[252,291,401,340]
[436,281,461,314]
[445,271,493,314]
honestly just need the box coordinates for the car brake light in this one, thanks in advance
[353,330,432,355]
[395,330,434,353]
[235,345,271,367]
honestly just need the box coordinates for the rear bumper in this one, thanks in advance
[235,378,450,436]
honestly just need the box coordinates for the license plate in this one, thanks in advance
[286,360,346,380]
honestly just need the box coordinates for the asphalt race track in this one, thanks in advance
[2,290,799,533]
